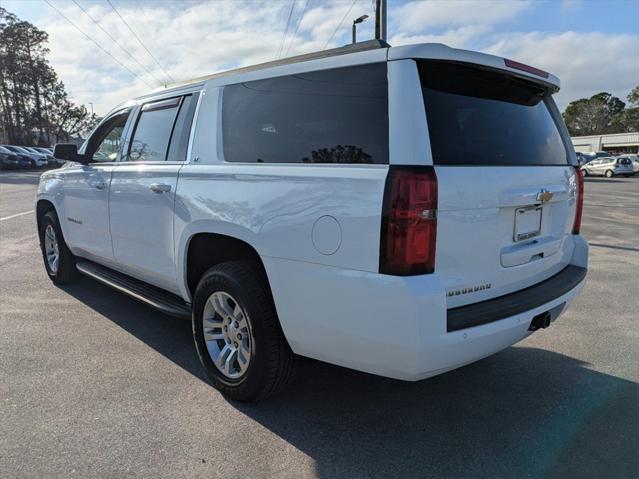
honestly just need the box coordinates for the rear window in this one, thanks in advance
[222,63,388,164]
[418,61,568,166]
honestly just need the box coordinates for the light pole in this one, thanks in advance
[89,102,94,116]
[352,15,368,44]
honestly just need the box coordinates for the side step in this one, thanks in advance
[75,260,191,319]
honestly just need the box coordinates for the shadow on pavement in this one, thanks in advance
[60,277,639,478]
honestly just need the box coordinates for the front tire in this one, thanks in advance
[192,261,295,402]
[39,210,78,284]
[605,169,614,178]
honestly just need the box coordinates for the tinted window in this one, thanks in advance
[222,63,388,164]
[418,61,568,166]
[128,98,180,162]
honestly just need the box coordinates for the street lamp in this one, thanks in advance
[352,14,368,44]
[89,102,94,116]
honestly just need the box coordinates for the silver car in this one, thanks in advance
[616,154,639,175]
[581,156,634,177]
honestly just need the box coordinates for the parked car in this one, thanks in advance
[37,41,588,401]
[0,145,20,169]
[24,146,56,167]
[581,156,634,177]
[616,154,639,175]
[1,145,47,167]
[575,152,590,166]
[0,145,33,168]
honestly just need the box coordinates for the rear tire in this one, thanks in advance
[39,210,78,284]
[192,261,295,402]
[605,170,614,178]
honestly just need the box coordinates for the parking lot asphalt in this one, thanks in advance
[1,170,637,478]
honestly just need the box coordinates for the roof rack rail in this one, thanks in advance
[156,39,390,92]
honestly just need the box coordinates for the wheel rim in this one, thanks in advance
[202,291,253,379]
[44,224,59,273]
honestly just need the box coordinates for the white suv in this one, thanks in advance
[36,41,588,401]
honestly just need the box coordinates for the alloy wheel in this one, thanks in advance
[44,224,59,273]
[202,291,253,379]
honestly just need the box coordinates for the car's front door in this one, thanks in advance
[109,93,199,294]
[61,109,132,266]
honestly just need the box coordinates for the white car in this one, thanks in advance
[36,41,588,401]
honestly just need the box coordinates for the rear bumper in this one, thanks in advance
[447,265,587,332]
[263,235,588,382]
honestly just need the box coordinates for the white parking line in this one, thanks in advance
[0,210,34,221]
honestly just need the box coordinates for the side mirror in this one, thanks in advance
[53,143,88,164]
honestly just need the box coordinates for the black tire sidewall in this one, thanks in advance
[39,211,76,283]
[192,264,273,400]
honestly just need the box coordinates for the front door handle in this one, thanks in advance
[150,183,172,193]
[92,181,108,190]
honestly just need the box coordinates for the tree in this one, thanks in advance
[563,92,625,136]
[0,7,99,145]
[627,86,639,108]
[563,88,639,136]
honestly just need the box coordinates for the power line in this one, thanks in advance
[284,0,310,58]
[105,0,174,83]
[43,0,153,88]
[72,0,165,86]
[276,0,296,59]
[324,0,358,49]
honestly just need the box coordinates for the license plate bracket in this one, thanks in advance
[514,206,542,242]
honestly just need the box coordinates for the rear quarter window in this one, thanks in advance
[222,63,388,164]
[418,61,569,166]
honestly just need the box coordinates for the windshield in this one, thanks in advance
[418,61,569,166]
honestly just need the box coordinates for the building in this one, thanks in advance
[571,132,639,155]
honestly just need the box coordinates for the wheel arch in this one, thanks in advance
[35,199,57,235]
[183,231,270,301]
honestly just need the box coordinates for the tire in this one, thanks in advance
[582,169,589,177]
[605,170,614,178]
[192,261,295,402]
[39,210,78,284]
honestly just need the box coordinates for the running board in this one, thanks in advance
[75,260,191,319]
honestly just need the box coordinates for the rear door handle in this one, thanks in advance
[150,183,172,193]
[92,181,108,190]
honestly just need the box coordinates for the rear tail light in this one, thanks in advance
[504,58,550,79]
[380,166,438,275]
[572,166,584,234]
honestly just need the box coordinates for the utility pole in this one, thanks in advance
[375,0,387,42]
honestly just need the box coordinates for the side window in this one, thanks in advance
[222,63,388,164]
[126,94,198,162]
[128,98,180,162]
[86,110,130,162]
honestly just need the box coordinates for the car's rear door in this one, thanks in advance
[109,93,199,294]
[415,60,580,307]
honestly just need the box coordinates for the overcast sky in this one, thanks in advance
[2,0,638,115]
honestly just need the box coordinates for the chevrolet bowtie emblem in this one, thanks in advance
[537,189,553,204]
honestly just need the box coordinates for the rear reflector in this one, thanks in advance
[572,166,584,234]
[380,166,438,275]
[504,58,550,79]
